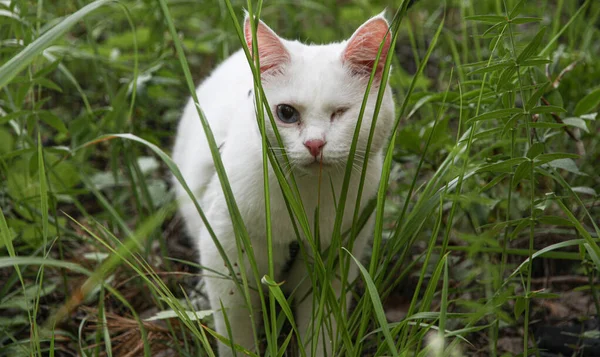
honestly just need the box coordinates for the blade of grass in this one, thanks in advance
[0,0,113,90]
[344,248,399,357]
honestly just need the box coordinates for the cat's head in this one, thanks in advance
[244,13,395,176]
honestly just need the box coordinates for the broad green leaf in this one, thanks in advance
[512,160,531,189]
[580,113,597,121]
[0,128,14,153]
[0,110,29,125]
[574,87,600,116]
[517,27,546,64]
[526,143,544,159]
[563,118,589,133]
[32,77,62,92]
[37,111,68,134]
[497,65,518,88]
[572,186,597,196]
[514,296,526,319]
[534,153,579,165]
[547,158,580,174]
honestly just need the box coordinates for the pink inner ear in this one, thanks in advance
[342,18,392,78]
[244,19,290,75]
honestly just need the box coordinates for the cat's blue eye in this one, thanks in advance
[276,104,300,124]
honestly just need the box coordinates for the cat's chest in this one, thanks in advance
[216,137,376,247]
[239,175,358,248]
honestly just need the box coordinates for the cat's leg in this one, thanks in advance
[288,224,373,356]
[292,269,344,357]
[285,258,353,356]
[199,227,261,357]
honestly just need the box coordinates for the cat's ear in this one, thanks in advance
[342,14,392,79]
[244,15,290,75]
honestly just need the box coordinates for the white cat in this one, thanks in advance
[172,12,395,356]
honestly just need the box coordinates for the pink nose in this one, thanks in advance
[304,139,326,158]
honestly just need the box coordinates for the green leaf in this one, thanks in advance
[525,83,549,111]
[574,87,600,116]
[537,216,574,227]
[32,77,62,92]
[547,158,580,174]
[0,110,29,125]
[480,173,508,192]
[520,58,552,67]
[554,201,600,271]
[509,0,527,18]
[514,296,526,319]
[530,105,566,114]
[34,59,61,78]
[345,248,399,357]
[534,153,579,165]
[580,113,597,121]
[497,65,518,88]
[572,186,597,196]
[38,132,49,242]
[466,108,523,123]
[563,118,589,133]
[483,22,507,38]
[512,160,531,189]
[0,128,14,154]
[465,15,506,23]
[510,17,543,24]
[261,275,306,356]
[517,27,546,64]
[37,111,68,134]
[477,157,528,173]
[467,61,512,76]
[0,0,113,90]
[526,143,544,159]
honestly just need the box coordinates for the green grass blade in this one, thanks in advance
[0,0,113,90]
[344,248,399,356]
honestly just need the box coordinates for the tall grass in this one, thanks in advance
[1,0,599,356]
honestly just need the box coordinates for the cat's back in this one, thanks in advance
[176,49,253,138]
[172,49,254,235]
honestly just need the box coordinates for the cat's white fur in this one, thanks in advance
[172,13,395,356]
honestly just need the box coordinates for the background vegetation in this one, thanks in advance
[1,0,599,356]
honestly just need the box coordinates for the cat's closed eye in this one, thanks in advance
[331,107,349,121]
[276,104,300,124]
